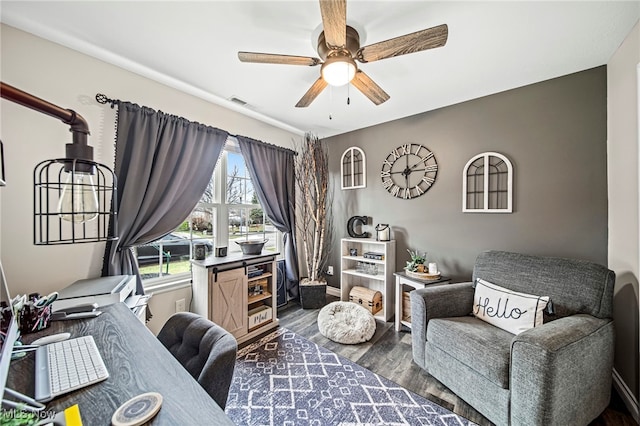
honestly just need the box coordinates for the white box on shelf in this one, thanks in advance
[248,305,272,329]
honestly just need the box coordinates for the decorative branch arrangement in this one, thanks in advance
[295,132,333,284]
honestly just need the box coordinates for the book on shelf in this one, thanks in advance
[363,252,385,260]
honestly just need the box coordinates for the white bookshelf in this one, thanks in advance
[340,238,396,321]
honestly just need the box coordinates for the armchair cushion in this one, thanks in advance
[473,278,550,335]
[427,316,513,388]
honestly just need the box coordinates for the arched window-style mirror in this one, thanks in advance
[341,147,366,189]
[463,152,513,213]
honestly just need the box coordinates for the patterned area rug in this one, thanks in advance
[226,328,476,425]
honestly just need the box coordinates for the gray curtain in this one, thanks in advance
[236,135,299,299]
[102,101,229,294]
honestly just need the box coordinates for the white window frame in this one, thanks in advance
[341,146,366,189]
[462,151,513,213]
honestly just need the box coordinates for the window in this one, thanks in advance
[136,140,281,282]
[462,151,513,213]
[341,147,366,189]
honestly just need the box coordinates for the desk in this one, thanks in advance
[394,271,451,332]
[7,303,233,425]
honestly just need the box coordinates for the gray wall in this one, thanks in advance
[324,66,607,287]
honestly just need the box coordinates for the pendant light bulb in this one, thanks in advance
[57,171,99,223]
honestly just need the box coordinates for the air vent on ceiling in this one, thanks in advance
[229,96,248,107]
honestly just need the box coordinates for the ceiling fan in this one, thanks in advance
[238,0,448,108]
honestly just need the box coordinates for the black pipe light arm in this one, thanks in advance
[0,81,118,245]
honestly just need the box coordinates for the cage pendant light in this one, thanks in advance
[34,158,118,245]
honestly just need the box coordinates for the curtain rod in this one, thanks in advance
[95,93,297,155]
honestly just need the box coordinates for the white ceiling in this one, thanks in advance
[1,1,638,138]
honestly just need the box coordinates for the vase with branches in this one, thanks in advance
[294,132,333,307]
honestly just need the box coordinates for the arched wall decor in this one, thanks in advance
[463,152,513,213]
[341,146,366,189]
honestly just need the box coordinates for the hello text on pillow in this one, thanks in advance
[473,278,550,335]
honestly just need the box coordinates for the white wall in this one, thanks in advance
[607,20,640,418]
[0,24,299,321]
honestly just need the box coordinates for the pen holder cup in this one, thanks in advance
[18,304,52,334]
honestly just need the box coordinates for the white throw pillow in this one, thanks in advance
[473,278,550,335]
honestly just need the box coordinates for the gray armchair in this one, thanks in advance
[157,312,237,409]
[410,250,615,426]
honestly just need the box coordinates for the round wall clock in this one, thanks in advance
[380,143,438,199]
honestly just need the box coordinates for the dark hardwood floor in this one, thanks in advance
[272,296,636,426]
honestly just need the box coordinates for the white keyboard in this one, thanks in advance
[34,335,109,402]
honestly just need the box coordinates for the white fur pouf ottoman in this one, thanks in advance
[317,301,376,344]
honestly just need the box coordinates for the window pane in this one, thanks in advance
[137,209,214,280]
[247,181,256,204]
[227,152,245,177]
[201,175,215,204]
[263,217,279,254]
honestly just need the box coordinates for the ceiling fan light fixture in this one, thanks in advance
[321,54,356,87]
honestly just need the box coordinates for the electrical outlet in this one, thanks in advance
[175,298,186,312]
[327,266,334,276]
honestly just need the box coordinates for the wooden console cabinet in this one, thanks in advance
[192,252,278,345]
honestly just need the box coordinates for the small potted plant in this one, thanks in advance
[405,249,427,273]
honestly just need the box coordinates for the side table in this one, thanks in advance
[394,271,451,332]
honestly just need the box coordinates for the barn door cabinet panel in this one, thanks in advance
[210,268,247,338]
[192,253,279,344]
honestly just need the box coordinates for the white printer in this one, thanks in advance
[53,275,148,322]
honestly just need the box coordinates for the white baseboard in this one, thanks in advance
[326,286,340,297]
[613,367,639,422]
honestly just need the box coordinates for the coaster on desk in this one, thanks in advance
[111,392,162,426]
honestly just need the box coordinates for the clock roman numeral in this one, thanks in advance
[418,152,435,165]
[401,144,410,155]
[390,149,401,160]
[403,188,412,199]
[391,185,400,197]
[382,179,394,189]
[425,164,438,172]
[422,176,435,186]
[383,159,393,168]
[380,170,391,178]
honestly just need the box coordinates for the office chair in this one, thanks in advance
[157,312,237,409]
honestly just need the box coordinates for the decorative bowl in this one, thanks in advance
[235,240,268,255]
[404,268,441,280]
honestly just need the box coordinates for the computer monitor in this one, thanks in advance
[0,260,19,401]
[0,260,45,412]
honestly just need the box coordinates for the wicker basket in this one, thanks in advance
[402,291,412,322]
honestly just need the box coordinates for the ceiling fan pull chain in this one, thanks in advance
[329,86,333,120]
[347,83,351,105]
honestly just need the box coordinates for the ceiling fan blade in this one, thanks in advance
[295,77,328,108]
[319,0,347,48]
[350,70,390,105]
[356,24,448,63]
[238,52,321,66]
